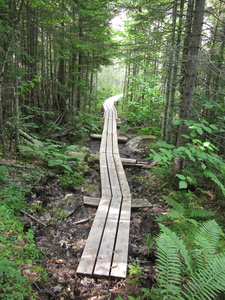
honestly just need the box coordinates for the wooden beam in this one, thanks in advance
[90,133,128,143]
[83,196,152,209]
[93,154,137,164]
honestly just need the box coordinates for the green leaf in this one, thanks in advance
[179,181,188,189]
[196,127,203,135]
[210,124,218,131]
[176,174,186,180]
[173,119,181,126]
[181,134,190,139]
[203,126,212,134]
[153,154,162,162]
[201,163,206,169]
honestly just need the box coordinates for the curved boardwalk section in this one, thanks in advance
[76,94,131,278]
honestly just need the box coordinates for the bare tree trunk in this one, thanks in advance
[172,0,205,186]
[162,0,178,142]
[166,0,185,143]
[0,0,25,153]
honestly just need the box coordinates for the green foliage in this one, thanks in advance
[157,193,214,239]
[154,230,183,299]
[0,182,30,213]
[146,234,154,256]
[122,75,164,134]
[159,224,194,275]
[192,220,224,269]
[72,112,101,136]
[182,253,225,300]
[126,262,144,286]
[0,166,9,182]
[123,101,151,127]
[149,120,225,195]
[19,142,87,189]
[129,262,143,277]
[17,229,43,263]
[0,258,33,300]
[59,171,84,188]
[150,220,225,300]
[0,205,40,299]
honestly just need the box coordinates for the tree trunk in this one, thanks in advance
[172,0,205,186]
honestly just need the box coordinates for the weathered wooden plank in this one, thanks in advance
[94,195,122,276]
[83,196,152,208]
[93,154,137,165]
[113,153,131,198]
[90,134,128,143]
[76,195,111,276]
[111,196,131,278]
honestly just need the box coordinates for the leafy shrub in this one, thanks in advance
[149,120,225,195]
[0,182,30,213]
[0,258,33,300]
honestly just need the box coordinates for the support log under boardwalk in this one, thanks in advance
[90,133,128,143]
[77,94,132,279]
[83,196,153,209]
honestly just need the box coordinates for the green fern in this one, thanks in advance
[182,253,225,300]
[187,208,214,219]
[193,220,224,269]
[153,220,225,300]
[159,224,193,275]
[156,232,183,299]
[204,170,225,197]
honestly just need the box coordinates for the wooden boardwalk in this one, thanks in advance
[76,94,131,278]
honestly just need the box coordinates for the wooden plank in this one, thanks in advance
[83,196,152,208]
[93,155,137,165]
[99,154,111,198]
[90,134,128,143]
[76,195,111,276]
[113,153,131,198]
[94,195,122,276]
[111,196,131,278]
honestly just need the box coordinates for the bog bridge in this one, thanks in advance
[76,94,131,278]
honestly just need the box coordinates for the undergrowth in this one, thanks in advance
[19,142,88,188]
[0,167,42,299]
[0,139,90,299]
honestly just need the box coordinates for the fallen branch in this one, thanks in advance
[20,210,47,227]
[6,121,42,146]
[73,218,89,225]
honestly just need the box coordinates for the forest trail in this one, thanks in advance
[77,94,131,278]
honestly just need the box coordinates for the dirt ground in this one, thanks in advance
[21,136,167,300]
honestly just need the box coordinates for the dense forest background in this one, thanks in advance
[1,0,225,299]
[1,0,225,172]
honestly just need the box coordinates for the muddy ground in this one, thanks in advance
[22,136,167,300]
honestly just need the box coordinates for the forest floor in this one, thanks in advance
[10,133,169,299]
[27,135,168,300]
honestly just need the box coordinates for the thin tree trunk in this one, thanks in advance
[172,0,205,185]
[166,0,185,143]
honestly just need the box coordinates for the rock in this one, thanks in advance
[126,135,157,154]
[53,284,63,293]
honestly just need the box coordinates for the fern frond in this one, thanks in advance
[182,253,225,300]
[159,224,194,275]
[204,170,225,197]
[156,232,182,298]
[195,220,223,255]
[192,220,224,271]
[162,196,184,213]
[187,208,214,219]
